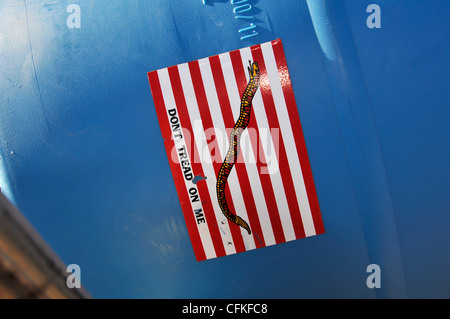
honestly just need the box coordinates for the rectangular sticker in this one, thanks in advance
[148,39,324,261]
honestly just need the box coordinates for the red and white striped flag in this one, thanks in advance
[148,39,324,261]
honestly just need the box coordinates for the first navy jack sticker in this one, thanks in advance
[148,39,325,261]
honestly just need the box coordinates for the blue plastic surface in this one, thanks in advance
[0,0,448,298]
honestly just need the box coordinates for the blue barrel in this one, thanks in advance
[0,0,448,298]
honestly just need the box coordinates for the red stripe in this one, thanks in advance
[250,45,307,239]
[229,49,286,244]
[271,39,325,234]
[187,61,247,253]
[209,55,266,249]
[147,71,207,261]
[167,65,228,258]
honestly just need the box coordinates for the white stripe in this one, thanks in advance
[157,68,217,259]
[198,58,256,251]
[177,62,237,255]
[219,52,277,246]
[261,41,316,236]
[239,47,297,242]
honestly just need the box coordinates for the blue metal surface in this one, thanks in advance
[0,0,448,298]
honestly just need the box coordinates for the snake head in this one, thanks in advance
[247,60,260,80]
